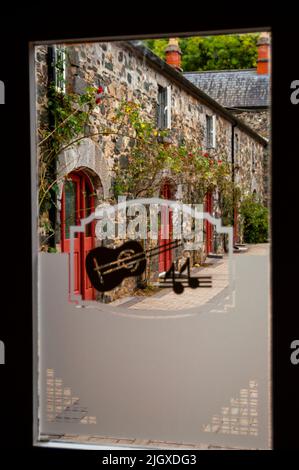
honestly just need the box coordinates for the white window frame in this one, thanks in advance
[157,85,172,130]
[206,114,216,149]
[212,114,216,148]
[54,45,66,94]
[165,85,172,129]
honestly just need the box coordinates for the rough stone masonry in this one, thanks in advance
[35,40,267,301]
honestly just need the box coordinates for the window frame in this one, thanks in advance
[53,45,66,94]
[157,85,171,130]
[206,114,216,149]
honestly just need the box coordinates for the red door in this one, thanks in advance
[205,192,213,254]
[159,182,173,273]
[61,172,95,300]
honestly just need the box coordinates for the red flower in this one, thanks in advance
[203,152,209,158]
[218,159,222,165]
[96,98,101,104]
[97,86,104,94]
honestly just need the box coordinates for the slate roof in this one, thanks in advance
[183,69,270,109]
[126,41,268,146]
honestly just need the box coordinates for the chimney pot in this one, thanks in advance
[257,32,270,75]
[165,38,182,71]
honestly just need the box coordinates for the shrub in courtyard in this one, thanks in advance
[240,196,269,243]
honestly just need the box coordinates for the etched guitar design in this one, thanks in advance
[85,239,211,294]
[85,240,147,292]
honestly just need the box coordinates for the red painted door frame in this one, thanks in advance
[79,174,95,300]
[205,192,213,254]
[61,173,81,296]
[61,171,95,300]
[159,182,173,273]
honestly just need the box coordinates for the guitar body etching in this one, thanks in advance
[85,240,146,292]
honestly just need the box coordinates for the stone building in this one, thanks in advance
[184,32,271,205]
[35,37,268,301]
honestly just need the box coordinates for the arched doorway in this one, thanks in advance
[61,170,95,300]
[159,181,174,273]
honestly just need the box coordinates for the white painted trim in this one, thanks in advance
[165,85,172,129]
[54,45,66,94]
[212,114,217,149]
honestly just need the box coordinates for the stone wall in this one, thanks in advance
[234,129,264,197]
[35,41,267,300]
[231,109,270,139]
[232,109,270,207]
[64,40,264,186]
[66,41,234,163]
[35,41,266,201]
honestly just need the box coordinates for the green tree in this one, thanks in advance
[144,34,259,72]
[239,195,269,243]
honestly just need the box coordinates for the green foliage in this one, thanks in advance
[240,195,269,243]
[144,38,169,61]
[47,246,58,253]
[144,34,259,72]
[220,185,242,227]
[39,84,98,215]
[113,101,234,204]
[47,84,96,148]
[112,100,172,198]
[38,52,99,250]
[39,83,246,250]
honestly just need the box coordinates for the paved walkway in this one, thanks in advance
[109,255,230,313]
[112,243,269,313]
[130,258,229,311]
[242,243,269,256]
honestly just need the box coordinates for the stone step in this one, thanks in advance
[207,253,223,259]
[233,245,248,253]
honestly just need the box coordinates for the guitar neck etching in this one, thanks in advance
[86,240,211,294]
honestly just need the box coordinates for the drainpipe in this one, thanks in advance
[231,123,236,184]
[47,46,57,249]
[231,123,237,246]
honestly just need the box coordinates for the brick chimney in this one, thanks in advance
[165,38,182,71]
[257,32,270,75]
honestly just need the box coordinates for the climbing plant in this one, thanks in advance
[38,81,101,249]
[38,84,99,212]
[38,76,241,249]
[112,99,238,221]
